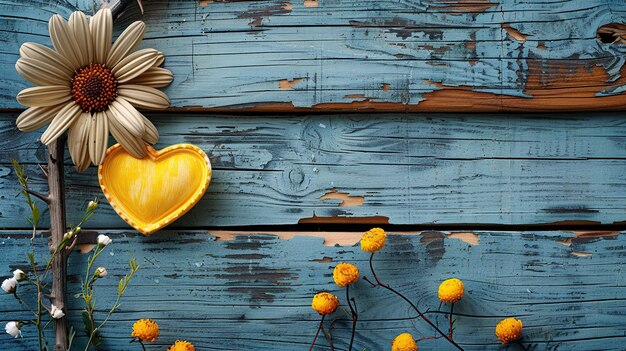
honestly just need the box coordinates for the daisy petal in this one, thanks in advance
[127,67,173,88]
[154,51,165,67]
[108,98,146,137]
[112,48,159,83]
[142,115,159,144]
[40,102,82,145]
[106,109,146,158]
[117,84,170,110]
[17,86,71,107]
[69,11,93,66]
[89,111,109,165]
[90,8,112,64]
[49,14,82,70]
[16,105,65,132]
[16,57,72,86]
[106,21,146,67]
[68,112,92,172]
[20,42,73,74]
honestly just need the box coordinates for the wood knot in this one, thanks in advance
[288,168,305,185]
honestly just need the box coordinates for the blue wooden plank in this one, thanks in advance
[0,230,624,350]
[1,1,626,111]
[2,112,626,228]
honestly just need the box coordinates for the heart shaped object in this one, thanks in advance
[98,144,212,235]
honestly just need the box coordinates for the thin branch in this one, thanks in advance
[320,324,335,351]
[308,315,325,351]
[13,291,37,316]
[65,235,79,255]
[367,253,464,351]
[346,285,357,351]
[38,164,48,178]
[417,335,444,342]
[449,303,455,339]
[24,189,50,204]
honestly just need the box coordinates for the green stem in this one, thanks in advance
[43,202,96,282]
[83,272,123,350]
[30,234,44,351]
[36,290,43,351]
[84,329,96,351]
[82,246,107,351]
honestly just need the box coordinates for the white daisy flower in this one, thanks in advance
[15,9,172,171]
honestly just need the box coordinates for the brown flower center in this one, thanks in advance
[71,64,117,113]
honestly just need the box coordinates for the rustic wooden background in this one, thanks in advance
[1,0,626,350]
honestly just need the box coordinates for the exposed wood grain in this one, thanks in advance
[1,1,626,112]
[3,112,626,229]
[0,230,624,350]
[319,189,365,207]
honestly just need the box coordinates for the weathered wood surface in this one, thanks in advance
[2,1,626,112]
[3,112,626,228]
[0,230,624,350]
[2,2,626,350]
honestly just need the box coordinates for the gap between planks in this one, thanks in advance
[2,228,621,249]
[210,230,481,246]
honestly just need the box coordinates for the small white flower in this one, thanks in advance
[5,322,21,338]
[50,304,65,319]
[87,200,98,212]
[2,277,17,293]
[95,267,108,278]
[12,269,26,282]
[97,234,112,247]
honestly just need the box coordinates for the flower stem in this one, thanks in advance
[449,303,454,339]
[13,291,37,315]
[320,324,335,351]
[346,285,357,351]
[368,253,464,351]
[308,315,325,351]
[139,340,147,351]
[517,341,529,351]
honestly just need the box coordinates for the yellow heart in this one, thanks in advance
[98,144,212,235]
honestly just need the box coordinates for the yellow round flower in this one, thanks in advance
[391,333,418,351]
[131,318,159,342]
[438,278,464,303]
[167,340,195,351]
[333,263,359,287]
[361,227,387,253]
[495,317,523,344]
[311,292,339,315]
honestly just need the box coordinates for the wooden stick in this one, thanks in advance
[48,137,68,351]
